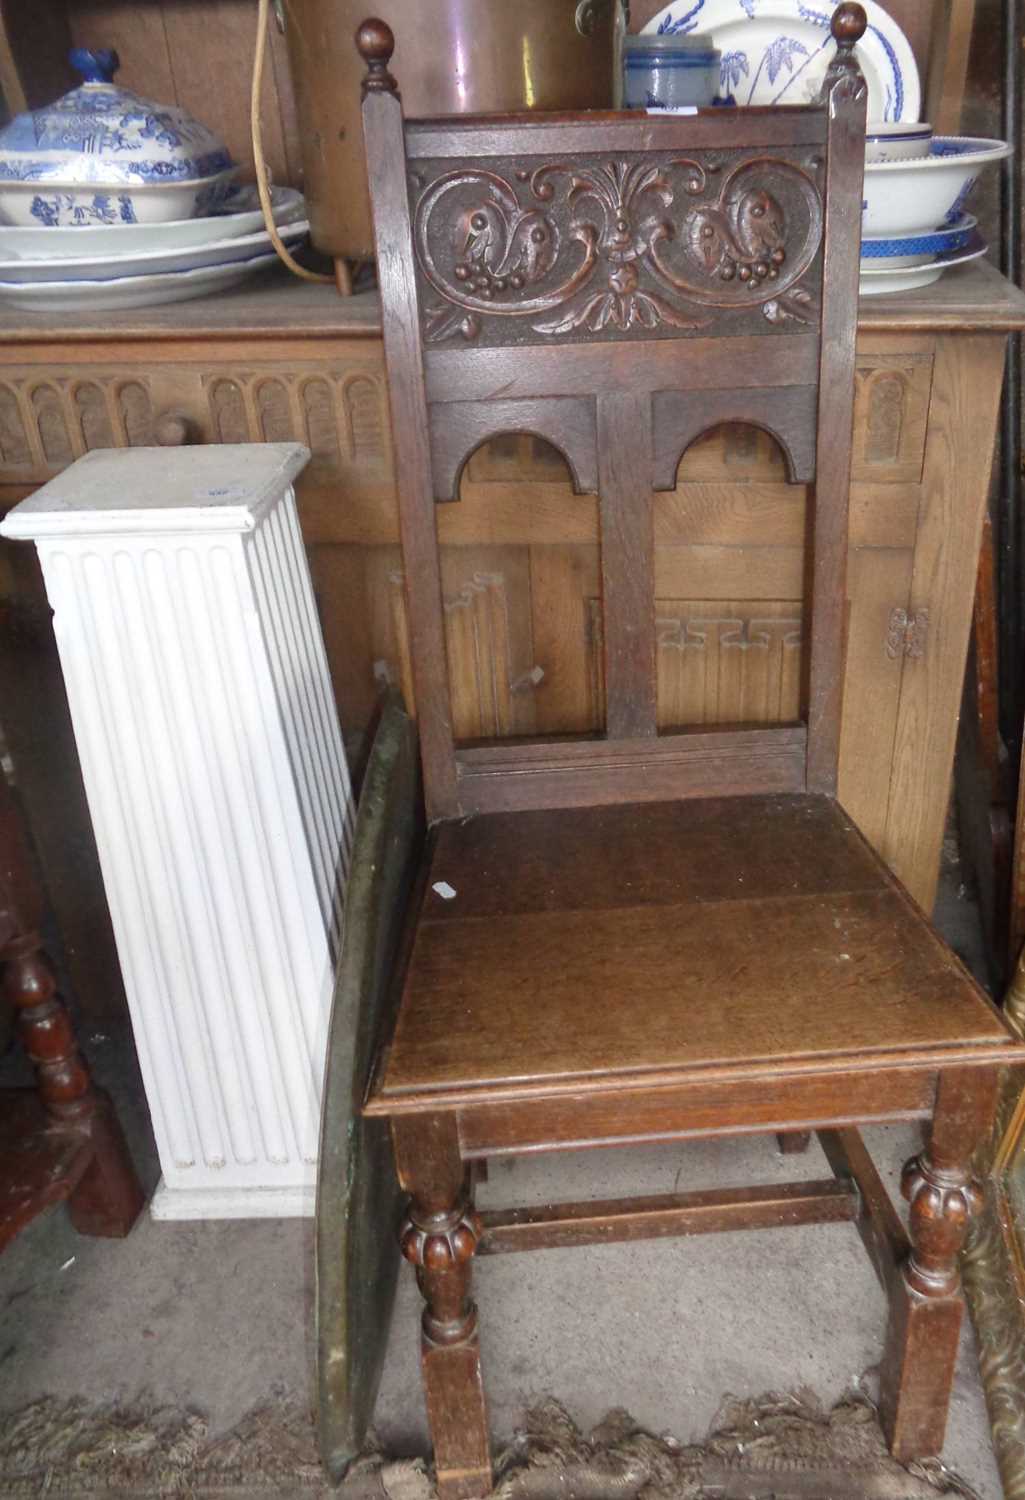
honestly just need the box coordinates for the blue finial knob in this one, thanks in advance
[69,48,120,84]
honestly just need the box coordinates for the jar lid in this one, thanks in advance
[623,32,720,55]
[0,50,234,187]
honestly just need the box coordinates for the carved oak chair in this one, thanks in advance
[316,11,1022,1493]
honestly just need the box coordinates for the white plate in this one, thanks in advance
[0,186,305,260]
[0,250,282,313]
[0,219,308,283]
[858,238,987,295]
[643,0,919,121]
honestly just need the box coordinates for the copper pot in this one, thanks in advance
[283,0,626,262]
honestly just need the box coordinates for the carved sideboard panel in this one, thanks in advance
[0,361,392,485]
[368,548,538,744]
[0,373,154,478]
[412,148,826,347]
[585,595,802,732]
[852,350,932,482]
[204,369,391,476]
[381,548,804,742]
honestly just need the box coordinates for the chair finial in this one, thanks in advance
[821,2,867,100]
[830,2,867,50]
[356,19,398,96]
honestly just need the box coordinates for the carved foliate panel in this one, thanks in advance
[411,149,825,347]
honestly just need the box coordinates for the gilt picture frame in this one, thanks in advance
[964,966,1025,1500]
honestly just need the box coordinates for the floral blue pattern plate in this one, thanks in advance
[642,0,920,121]
[859,235,987,295]
[860,212,977,267]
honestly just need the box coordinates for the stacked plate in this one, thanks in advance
[0,186,307,313]
[859,210,986,295]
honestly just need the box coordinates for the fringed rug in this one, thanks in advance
[0,1390,981,1500]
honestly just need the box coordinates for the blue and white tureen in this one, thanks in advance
[0,49,237,227]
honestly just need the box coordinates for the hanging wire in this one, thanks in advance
[251,0,333,283]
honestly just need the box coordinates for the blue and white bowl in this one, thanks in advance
[863,136,1011,237]
[861,213,977,269]
[865,121,933,163]
[0,48,237,227]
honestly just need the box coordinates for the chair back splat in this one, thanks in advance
[358,9,868,821]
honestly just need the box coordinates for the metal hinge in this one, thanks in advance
[885,606,929,660]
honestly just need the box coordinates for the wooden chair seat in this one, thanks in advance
[371,794,1015,1110]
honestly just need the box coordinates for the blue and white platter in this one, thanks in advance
[858,236,988,295]
[643,0,920,121]
[0,218,307,284]
[0,250,281,313]
[0,186,305,261]
[861,213,977,268]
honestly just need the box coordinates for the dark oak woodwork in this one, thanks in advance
[0,774,143,1251]
[340,10,1023,1495]
[363,0,859,816]
[477,1181,859,1255]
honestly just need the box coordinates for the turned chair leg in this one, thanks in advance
[880,1069,994,1460]
[777,1131,812,1154]
[2,930,144,1237]
[394,1117,491,1500]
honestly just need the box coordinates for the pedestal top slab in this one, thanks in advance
[0,443,311,540]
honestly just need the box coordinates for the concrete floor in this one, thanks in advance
[0,842,1007,1497]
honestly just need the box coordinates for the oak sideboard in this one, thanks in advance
[1,260,1023,1020]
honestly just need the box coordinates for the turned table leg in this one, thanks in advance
[393,1116,491,1500]
[880,1069,995,1459]
[2,930,143,1236]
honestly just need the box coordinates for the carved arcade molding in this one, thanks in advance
[412,151,825,346]
[0,365,392,484]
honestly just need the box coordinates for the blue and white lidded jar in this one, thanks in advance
[623,33,722,110]
[0,49,237,227]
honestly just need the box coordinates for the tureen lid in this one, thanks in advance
[0,50,234,187]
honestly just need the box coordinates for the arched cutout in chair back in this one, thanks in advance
[652,387,818,490]
[429,397,598,501]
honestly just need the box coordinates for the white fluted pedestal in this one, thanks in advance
[1,443,353,1219]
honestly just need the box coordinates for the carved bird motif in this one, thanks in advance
[454,203,558,295]
[685,186,787,285]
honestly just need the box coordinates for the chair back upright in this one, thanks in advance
[358,9,867,821]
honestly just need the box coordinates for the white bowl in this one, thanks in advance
[863,136,1011,236]
[865,121,933,162]
[0,169,239,228]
